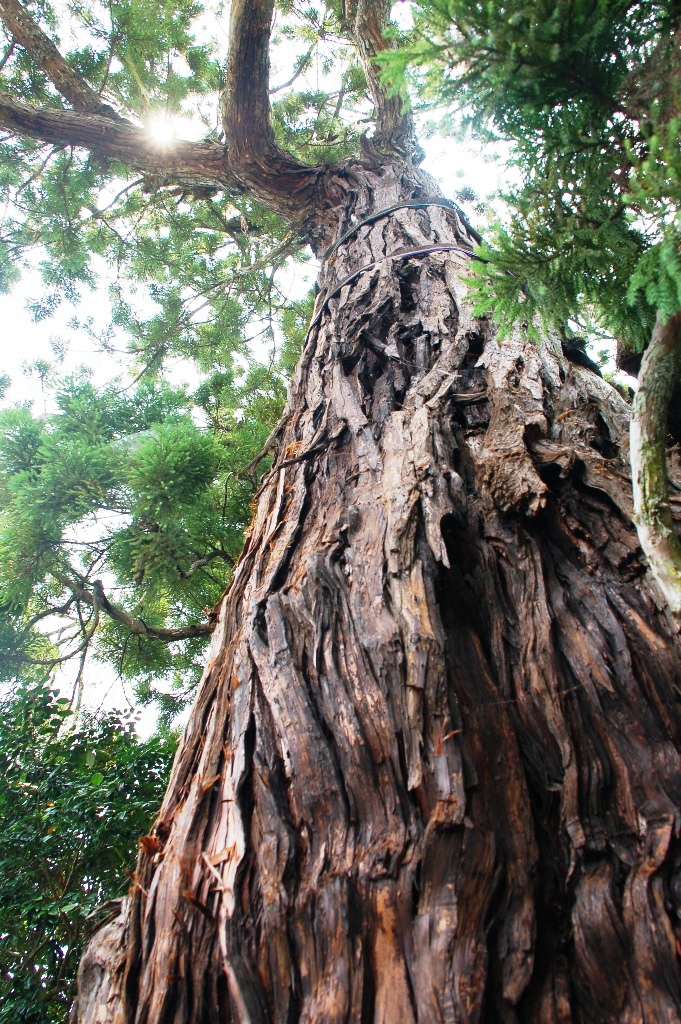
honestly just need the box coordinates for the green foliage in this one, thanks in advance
[0,1,367,340]
[383,0,681,350]
[1,0,218,112]
[0,360,295,706]
[0,681,176,1023]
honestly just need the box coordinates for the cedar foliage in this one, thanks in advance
[381,0,681,350]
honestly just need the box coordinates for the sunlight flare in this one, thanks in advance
[146,114,177,146]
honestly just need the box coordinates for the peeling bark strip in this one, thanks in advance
[72,165,681,1024]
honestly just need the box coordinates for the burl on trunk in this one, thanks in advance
[72,155,681,1023]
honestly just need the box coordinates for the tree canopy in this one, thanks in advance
[382,0,681,349]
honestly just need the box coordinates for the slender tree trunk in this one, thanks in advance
[73,156,681,1024]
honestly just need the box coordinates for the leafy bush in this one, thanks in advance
[0,682,176,1023]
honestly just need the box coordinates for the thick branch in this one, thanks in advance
[630,310,681,617]
[342,0,413,152]
[52,572,214,640]
[220,0,322,219]
[222,0,278,165]
[0,91,229,186]
[0,0,118,117]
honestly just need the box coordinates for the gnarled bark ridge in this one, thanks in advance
[71,157,681,1024]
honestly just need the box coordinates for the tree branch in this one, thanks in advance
[630,310,681,617]
[91,580,214,639]
[342,0,413,152]
[270,44,314,94]
[0,92,229,187]
[0,0,353,226]
[51,572,214,640]
[0,0,119,117]
[178,550,232,581]
[0,0,325,225]
[0,37,15,72]
[220,0,322,220]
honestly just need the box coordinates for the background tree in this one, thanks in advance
[0,680,176,1023]
[380,0,681,610]
[1,1,681,1022]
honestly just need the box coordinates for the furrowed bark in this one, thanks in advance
[72,160,681,1024]
[0,0,119,116]
[630,310,681,618]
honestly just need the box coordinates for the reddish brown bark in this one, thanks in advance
[71,158,681,1024]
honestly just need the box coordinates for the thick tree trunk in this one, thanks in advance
[73,157,681,1024]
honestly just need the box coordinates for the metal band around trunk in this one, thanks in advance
[324,200,482,261]
[309,244,483,333]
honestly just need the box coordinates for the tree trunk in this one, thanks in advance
[73,157,681,1024]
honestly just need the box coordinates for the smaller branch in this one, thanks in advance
[51,571,214,640]
[92,579,214,639]
[0,37,15,72]
[0,0,119,117]
[237,422,283,479]
[178,550,232,580]
[342,0,412,152]
[25,594,76,629]
[70,597,99,717]
[220,0,322,220]
[270,44,314,94]
[630,310,681,618]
